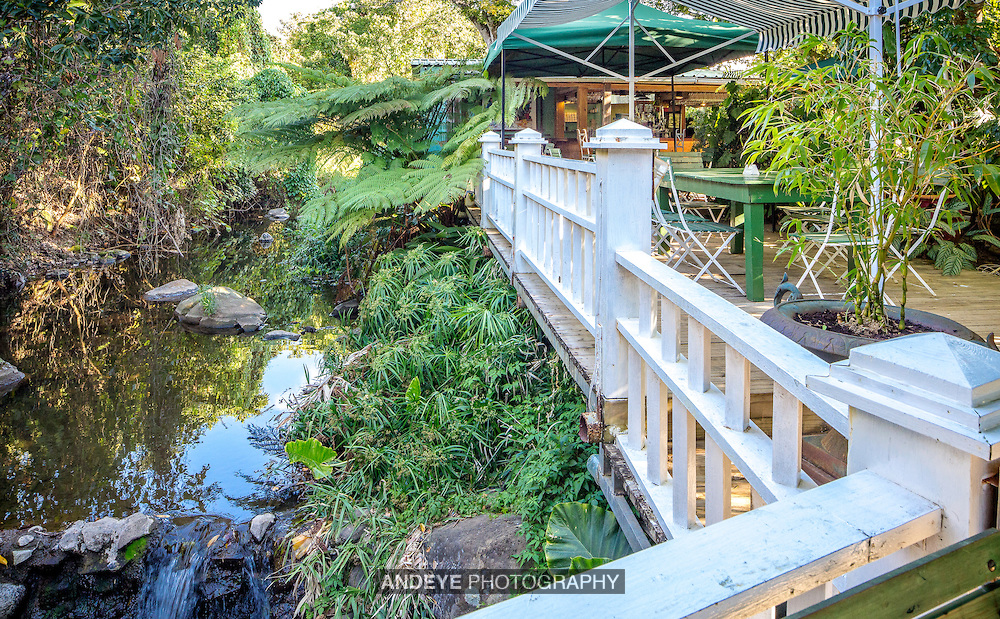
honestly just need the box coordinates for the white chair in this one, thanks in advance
[656,158,744,293]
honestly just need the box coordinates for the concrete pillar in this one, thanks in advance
[591,119,660,425]
[809,333,1000,589]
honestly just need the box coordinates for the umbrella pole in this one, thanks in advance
[501,50,507,145]
[628,0,635,120]
[869,0,885,295]
[671,74,677,151]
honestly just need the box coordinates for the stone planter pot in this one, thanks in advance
[761,288,986,362]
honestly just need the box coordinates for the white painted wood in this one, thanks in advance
[523,186,597,231]
[524,152,598,174]
[618,318,817,504]
[628,348,644,451]
[593,120,661,403]
[646,370,670,485]
[638,282,652,336]
[511,129,546,275]
[672,398,697,530]
[785,583,833,614]
[617,437,701,540]
[464,471,941,619]
[725,345,751,431]
[478,132,500,229]
[772,382,803,487]
[661,296,680,362]
[519,251,597,335]
[705,435,732,526]
[688,318,711,393]
[616,249,848,435]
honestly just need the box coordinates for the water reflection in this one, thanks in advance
[0,224,339,528]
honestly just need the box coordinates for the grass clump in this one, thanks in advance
[287,228,599,617]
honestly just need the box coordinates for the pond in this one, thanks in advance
[0,222,340,529]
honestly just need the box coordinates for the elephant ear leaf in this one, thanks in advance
[285,438,340,480]
[544,502,632,575]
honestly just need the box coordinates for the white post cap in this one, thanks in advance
[509,128,547,145]
[587,118,665,150]
[479,131,501,144]
[808,333,1000,459]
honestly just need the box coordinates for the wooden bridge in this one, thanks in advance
[468,120,1000,617]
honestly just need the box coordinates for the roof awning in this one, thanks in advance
[484,1,759,78]
[673,0,968,51]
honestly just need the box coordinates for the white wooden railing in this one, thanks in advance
[614,249,848,538]
[483,147,515,243]
[521,154,598,334]
[472,122,1000,618]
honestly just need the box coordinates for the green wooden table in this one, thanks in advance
[670,169,807,302]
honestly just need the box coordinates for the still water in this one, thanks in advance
[0,224,339,528]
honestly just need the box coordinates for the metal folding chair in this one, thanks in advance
[656,158,744,293]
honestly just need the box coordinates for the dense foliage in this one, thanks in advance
[236,65,541,247]
[286,231,598,616]
[743,28,1000,326]
[282,0,486,82]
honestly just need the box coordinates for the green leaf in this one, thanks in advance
[285,438,341,480]
[544,502,631,574]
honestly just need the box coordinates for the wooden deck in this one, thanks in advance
[687,231,1000,339]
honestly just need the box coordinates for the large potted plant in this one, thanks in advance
[742,28,1000,360]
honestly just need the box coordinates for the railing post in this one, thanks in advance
[510,128,547,275]
[590,119,659,428]
[478,131,501,230]
[809,333,1000,589]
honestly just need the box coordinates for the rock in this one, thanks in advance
[98,256,117,266]
[17,534,34,547]
[266,208,290,222]
[258,232,274,246]
[143,279,199,303]
[12,548,33,565]
[0,582,26,618]
[58,520,85,553]
[44,269,69,280]
[300,325,317,334]
[114,512,154,551]
[0,359,26,397]
[81,516,119,553]
[0,269,25,296]
[330,298,361,319]
[250,513,275,542]
[420,514,527,619]
[262,330,300,342]
[174,286,267,335]
[111,249,131,262]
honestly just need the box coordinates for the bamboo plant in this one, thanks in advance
[743,28,1000,330]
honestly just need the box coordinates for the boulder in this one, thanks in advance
[262,330,300,342]
[143,279,199,303]
[16,535,34,547]
[12,548,33,566]
[114,513,154,551]
[330,298,361,320]
[250,513,275,542]
[174,287,267,335]
[420,514,527,618]
[81,517,118,553]
[0,583,25,619]
[58,521,86,553]
[266,208,290,222]
[0,359,25,397]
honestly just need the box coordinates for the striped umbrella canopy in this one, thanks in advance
[673,0,969,52]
